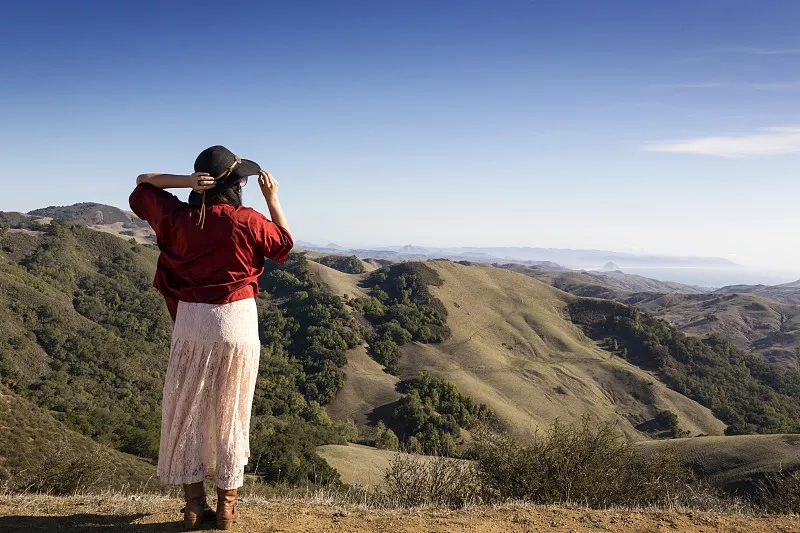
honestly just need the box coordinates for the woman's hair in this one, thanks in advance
[210,182,242,207]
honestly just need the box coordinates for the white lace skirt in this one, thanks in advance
[157,298,260,490]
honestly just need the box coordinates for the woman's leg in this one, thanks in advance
[212,341,260,529]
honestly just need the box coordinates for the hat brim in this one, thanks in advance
[203,158,261,200]
[232,158,261,179]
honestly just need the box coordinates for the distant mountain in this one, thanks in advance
[506,264,706,297]
[716,281,800,306]
[29,202,148,229]
[13,204,738,273]
[298,243,737,270]
[0,203,156,244]
[584,270,708,294]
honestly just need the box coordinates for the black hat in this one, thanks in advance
[191,145,261,202]
[189,145,261,228]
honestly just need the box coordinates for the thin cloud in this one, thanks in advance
[645,82,728,89]
[714,46,800,56]
[644,81,800,90]
[743,82,800,89]
[644,127,800,157]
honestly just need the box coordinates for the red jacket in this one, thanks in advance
[129,183,293,320]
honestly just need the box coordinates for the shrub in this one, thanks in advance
[754,468,800,514]
[376,426,400,451]
[471,417,693,508]
[316,255,366,274]
[388,373,495,457]
[381,454,482,508]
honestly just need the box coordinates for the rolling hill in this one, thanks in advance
[716,280,800,306]
[0,386,157,493]
[507,264,800,368]
[319,260,725,442]
[624,292,800,367]
[504,264,707,297]
[0,204,156,243]
[2,205,800,505]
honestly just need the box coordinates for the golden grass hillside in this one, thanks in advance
[316,443,406,488]
[408,261,724,440]
[328,261,725,441]
[306,259,370,299]
[325,345,401,426]
[640,434,800,489]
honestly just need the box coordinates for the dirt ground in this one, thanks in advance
[0,496,798,532]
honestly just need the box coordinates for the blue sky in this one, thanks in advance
[2,1,799,272]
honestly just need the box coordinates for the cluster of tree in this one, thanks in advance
[248,253,361,483]
[351,263,451,374]
[569,298,800,434]
[315,254,365,274]
[0,212,44,230]
[359,420,400,451]
[391,372,495,456]
[0,221,169,459]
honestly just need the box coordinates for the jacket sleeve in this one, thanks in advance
[252,213,294,263]
[129,184,183,237]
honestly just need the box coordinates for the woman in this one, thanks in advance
[129,145,293,530]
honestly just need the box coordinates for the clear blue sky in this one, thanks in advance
[2,1,799,271]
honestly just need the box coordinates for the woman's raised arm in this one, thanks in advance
[136,172,215,193]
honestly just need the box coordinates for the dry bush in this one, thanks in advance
[472,417,694,508]
[10,441,156,496]
[381,454,482,509]
[754,468,800,514]
[660,480,752,514]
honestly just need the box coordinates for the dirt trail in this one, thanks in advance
[1,497,798,532]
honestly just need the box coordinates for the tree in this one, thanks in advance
[375,421,400,451]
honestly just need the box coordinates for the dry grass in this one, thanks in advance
[0,388,157,495]
[5,491,800,533]
[639,434,800,489]
[317,444,404,488]
[305,259,370,299]
[324,261,726,442]
[324,346,401,427]
[381,454,482,508]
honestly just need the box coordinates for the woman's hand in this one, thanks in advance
[258,170,290,232]
[258,170,280,202]
[189,172,215,193]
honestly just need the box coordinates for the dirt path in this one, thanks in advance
[0,497,799,532]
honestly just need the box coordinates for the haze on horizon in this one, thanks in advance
[1,1,799,274]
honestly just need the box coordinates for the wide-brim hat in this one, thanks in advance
[190,145,261,202]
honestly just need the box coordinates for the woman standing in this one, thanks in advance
[129,145,293,530]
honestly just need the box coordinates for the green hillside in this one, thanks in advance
[0,221,169,458]
[0,386,157,494]
[569,298,800,434]
[0,220,359,486]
